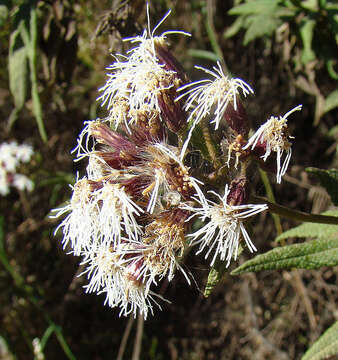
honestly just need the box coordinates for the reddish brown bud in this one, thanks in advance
[223,101,249,137]
[158,86,187,133]
[228,176,249,205]
[154,39,189,83]
[90,123,138,154]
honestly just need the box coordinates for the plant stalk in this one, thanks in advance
[253,196,338,225]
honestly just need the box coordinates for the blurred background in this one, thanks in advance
[0,0,337,359]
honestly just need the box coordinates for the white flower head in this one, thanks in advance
[53,179,143,254]
[137,142,203,214]
[97,3,190,130]
[95,182,143,245]
[13,174,34,192]
[177,62,253,130]
[0,142,19,172]
[0,141,34,196]
[80,242,165,319]
[15,143,34,163]
[176,61,253,157]
[140,209,193,284]
[98,57,178,127]
[183,185,267,267]
[52,178,101,255]
[243,105,302,183]
[124,3,190,63]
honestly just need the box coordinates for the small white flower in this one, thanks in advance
[53,179,143,254]
[183,185,267,267]
[176,61,253,157]
[0,144,17,172]
[95,183,143,245]
[98,59,177,127]
[0,141,34,196]
[124,4,190,63]
[15,143,34,163]
[80,242,163,319]
[177,62,253,129]
[52,178,101,255]
[137,142,203,214]
[32,338,44,360]
[13,174,34,192]
[243,105,302,183]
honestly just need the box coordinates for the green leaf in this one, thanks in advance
[0,3,9,27]
[204,245,244,296]
[188,49,221,62]
[243,14,282,45]
[302,321,338,360]
[8,28,28,111]
[231,237,338,275]
[12,2,47,142]
[276,210,338,242]
[204,266,223,297]
[300,18,316,64]
[228,0,280,16]
[226,0,294,43]
[306,168,338,206]
[327,125,338,138]
[223,16,245,38]
[324,89,338,113]
[22,4,47,142]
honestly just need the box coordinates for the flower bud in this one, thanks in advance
[153,38,189,83]
[158,83,188,133]
[227,176,249,206]
[223,101,249,137]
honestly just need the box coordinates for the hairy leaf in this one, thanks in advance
[204,267,222,297]
[306,168,338,206]
[204,246,243,296]
[231,237,338,275]
[302,321,338,360]
[276,210,338,242]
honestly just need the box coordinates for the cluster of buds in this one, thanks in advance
[0,141,34,196]
[54,6,302,319]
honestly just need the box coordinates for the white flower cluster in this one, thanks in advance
[54,4,303,319]
[0,141,34,196]
[177,64,302,181]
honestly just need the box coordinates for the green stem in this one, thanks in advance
[253,196,338,225]
[205,0,226,69]
[259,169,283,236]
